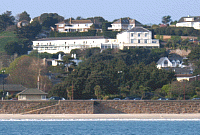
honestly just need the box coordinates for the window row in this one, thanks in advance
[131,39,148,43]
[131,33,148,37]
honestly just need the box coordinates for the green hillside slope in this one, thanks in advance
[0,31,18,52]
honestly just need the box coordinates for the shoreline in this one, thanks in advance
[1,114,200,120]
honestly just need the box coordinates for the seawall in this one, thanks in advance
[0,100,200,114]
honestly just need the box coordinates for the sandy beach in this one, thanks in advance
[0,114,200,120]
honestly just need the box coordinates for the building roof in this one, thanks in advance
[126,27,150,32]
[34,36,109,41]
[56,19,93,25]
[17,88,47,95]
[0,84,26,92]
[156,57,168,64]
[178,16,200,23]
[168,53,183,62]
[113,18,142,26]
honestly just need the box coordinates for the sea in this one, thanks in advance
[0,119,199,135]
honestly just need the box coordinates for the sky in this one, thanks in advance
[1,0,200,25]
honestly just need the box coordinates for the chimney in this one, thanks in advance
[70,17,72,24]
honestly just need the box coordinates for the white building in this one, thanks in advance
[32,36,118,54]
[116,27,159,49]
[176,16,200,30]
[55,18,93,33]
[32,27,159,54]
[108,18,143,31]
[156,57,184,69]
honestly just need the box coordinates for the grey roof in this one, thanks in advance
[17,88,47,95]
[156,57,168,64]
[35,36,109,41]
[168,53,183,62]
[55,19,93,25]
[126,27,150,32]
[0,84,26,92]
[113,18,143,26]
[178,16,200,23]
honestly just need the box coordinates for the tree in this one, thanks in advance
[33,13,64,26]
[94,85,102,99]
[4,41,21,55]
[102,22,111,32]
[162,15,171,24]
[0,11,15,32]
[15,20,42,40]
[6,55,51,89]
[17,11,31,22]
[76,16,84,20]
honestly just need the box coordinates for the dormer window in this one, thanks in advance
[184,18,194,21]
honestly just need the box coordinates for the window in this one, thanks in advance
[131,39,134,43]
[144,39,147,43]
[138,39,140,43]
[131,33,134,37]
[41,95,46,100]
[145,33,148,37]
[138,33,140,37]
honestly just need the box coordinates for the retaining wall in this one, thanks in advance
[0,100,200,114]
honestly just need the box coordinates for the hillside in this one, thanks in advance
[0,31,18,52]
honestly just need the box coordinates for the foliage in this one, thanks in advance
[162,15,171,24]
[0,31,18,52]
[33,13,64,26]
[94,85,102,99]
[6,55,52,89]
[150,27,200,37]
[15,20,42,41]
[49,48,175,99]
[49,30,120,38]
[4,41,21,55]
[0,11,15,32]
[102,22,111,32]
[17,11,31,22]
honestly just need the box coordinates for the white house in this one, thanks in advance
[156,56,185,69]
[176,15,200,30]
[116,27,159,49]
[108,18,143,31]
[55,18,93,33]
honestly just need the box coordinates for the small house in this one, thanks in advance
[17,88,47,100]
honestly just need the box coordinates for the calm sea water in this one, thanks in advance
[0,120,199,135]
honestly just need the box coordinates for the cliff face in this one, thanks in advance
[168,49,191,57]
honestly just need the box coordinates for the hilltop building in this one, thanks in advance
[108,18,143,31]
[55,18,93,33]
[32,27,159,54]
[116,27,159,49]
[176,15,200,30]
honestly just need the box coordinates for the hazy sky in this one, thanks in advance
[1,0,200,24]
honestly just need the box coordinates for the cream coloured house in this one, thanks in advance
[176,16,200,30]
[108,18,143,31]
[55,18,93,33]
[17,88,47,100]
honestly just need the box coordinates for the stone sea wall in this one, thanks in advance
[0,100,200,114]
